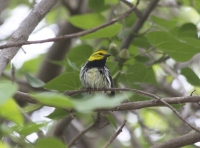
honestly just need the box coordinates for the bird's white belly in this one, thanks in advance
[85,68,108,88]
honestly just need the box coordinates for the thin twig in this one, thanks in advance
[68,112,101,147]
[190,90,196,96]
[0,0,140,49]
[11,63,15,82]
[120,0,142,18]
[103,119,127,148]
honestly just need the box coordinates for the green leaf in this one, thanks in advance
[119,63,156,87]
[178,6,199,24]
[178,23,197,39]
[88,0,108,12]
[146,31,176,45]
[32,92,74,108]
[0,142,9,148]
[105,0,118,4]
[23,104,42,113]
[81,23,122,40]
[35,137,66,148]
[0,81,18,105]
[20,55,43,73]
[73,93,132,112]
[0,124,13,136]
[118,28,132,39]
[181,38,200,49]
[67,59,79,71]
[46,108,68,120]
[141,109,168,130]
[131,85,151,101]
[135,55,150,63]
[12,122,47,136]
[66,44,93,70]
[126,63,148,83]
[124,13,137,27]
[146,31,200,62]
[45,6,67,24]
[24,72,45,88]
[103,114,117,129]
[132,36,151,49]
[68,13,105,29]
[151,15,176,29]
[171,104,185,109]
[106,62,118,76]
[144,67,157,85]
[44,72,81,91]
[181,68,200,87]
[0,99,24,125]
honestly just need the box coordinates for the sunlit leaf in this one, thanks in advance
[141,109,168,130]
[0,142,9,148]
[73,93,132,112]
[0,81,18,105]
[0,99,24,125]
[32,92,74,108]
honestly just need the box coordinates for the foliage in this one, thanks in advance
[1,0,200,148]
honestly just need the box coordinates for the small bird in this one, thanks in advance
[80,50,115,96]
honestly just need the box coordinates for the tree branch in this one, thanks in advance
[14,88,200,133]
[14,91,38,104]
[14,89,200,109]
[68,112,101,147]
[0,0,58,76]
[103,119,127,148]
[0,0,140,50]
[151,131,200,148]
[53,117,73,137]
[121,0,160,49]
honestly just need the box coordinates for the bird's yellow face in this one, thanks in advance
[88,50,111,61]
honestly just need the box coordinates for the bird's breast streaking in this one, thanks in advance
[81,67,111,89]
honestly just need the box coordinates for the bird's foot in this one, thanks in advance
[87,88,92,94]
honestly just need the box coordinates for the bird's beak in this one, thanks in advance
[105,53,111,57]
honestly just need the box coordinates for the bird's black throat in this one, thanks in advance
[85,58,106,68]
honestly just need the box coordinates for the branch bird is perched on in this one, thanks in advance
[80,50,115,96]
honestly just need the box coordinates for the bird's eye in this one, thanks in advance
[99,53,104,56]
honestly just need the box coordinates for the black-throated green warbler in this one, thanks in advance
[80,50,115,96]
